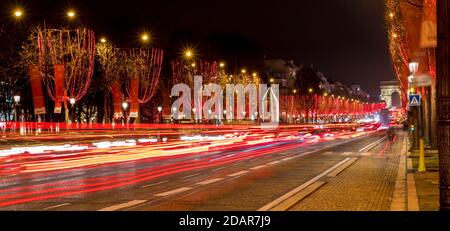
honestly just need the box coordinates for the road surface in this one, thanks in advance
[0,125,390,211]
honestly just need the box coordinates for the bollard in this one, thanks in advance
[418,138,426,172]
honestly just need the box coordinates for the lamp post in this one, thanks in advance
[172,107,177,124]
[122,102,128,126]
[192,108,197,124]
[13,95,20,123]
[157,106,162,123]
[409,62,422,150]
[69,98,76,123]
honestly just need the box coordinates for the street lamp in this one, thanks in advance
[69,98,76,123]
[14,95,21,104]
[219,62,225,68]
[13,9,23,18]
[241,69,246,74]
[67,10,76,18]
[122,102,129,125]
[100,37,107,43]
[157,106,162,123]
[185,50,193,58]
[409,62,419,74]
[141,33,150,42]
[13,95,20,122]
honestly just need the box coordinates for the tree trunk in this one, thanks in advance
[64,100,69,123]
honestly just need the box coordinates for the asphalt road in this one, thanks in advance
[0,129,388,211]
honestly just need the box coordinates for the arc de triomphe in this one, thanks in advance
[380,80,403,108]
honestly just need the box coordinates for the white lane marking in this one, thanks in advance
[211,167,226,172]
[97,200,147,211]
[341,152,353,156]
[196,178,224,185]
[258,157,352,211]
[180,173,201,179]
[282,156,296,161]
[154,187,192,197]
[361,152,371,156]
[250,165,266,170]
[268,160,281,165]
[359,136,387,152]
[141,180,169,188]
[227,170,249,177]
[43,203,70,210]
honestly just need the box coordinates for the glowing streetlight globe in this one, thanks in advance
[141,34,149,42]
[100,38,107,43]
[122,102,128,110]
[70,98,76,106]
[409,62,419,74]
[14,10,22,17]
[157,106,162,112]
[67,10,76,18]
[219,62,225,68]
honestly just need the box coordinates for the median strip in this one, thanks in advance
[359,136,387,152]
[258,158,352,211]
[267,160,281,165]
[269,181,326,211]
[196,178,224,186]
[327,157,359,177]
[154,187,192,197]
[43,203,70,210]
[250,165,266,170]
[227,171,249,177]
[97,200,147,211]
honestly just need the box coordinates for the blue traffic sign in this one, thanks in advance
[409,94,421,106]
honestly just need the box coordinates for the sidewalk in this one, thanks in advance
[408,149,439,211]
[289,131,408,211]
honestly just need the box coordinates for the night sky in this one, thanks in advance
[4,0,395,96]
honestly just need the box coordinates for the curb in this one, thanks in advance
[390,133,407,211]
[407,173,420,211]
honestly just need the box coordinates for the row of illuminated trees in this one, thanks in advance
[14,24,262,124]
[280,94,385,124]
[1,7,383,124]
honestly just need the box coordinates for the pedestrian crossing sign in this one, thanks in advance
[409,94,421,106]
